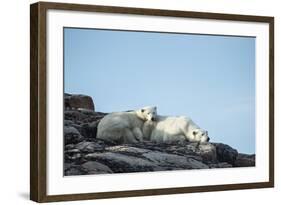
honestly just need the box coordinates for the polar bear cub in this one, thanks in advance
[97,106,157,144]
[143,116,210,144]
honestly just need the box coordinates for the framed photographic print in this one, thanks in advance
[30,1,274,202]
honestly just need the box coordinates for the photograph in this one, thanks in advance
[63,27,256,176]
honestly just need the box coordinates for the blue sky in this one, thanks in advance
[64,28,255,154]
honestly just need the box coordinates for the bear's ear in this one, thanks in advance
[193,131,198,135]
[141,109,144,113]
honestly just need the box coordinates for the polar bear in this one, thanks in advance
[143,115,210,144]
[97,106,157,144]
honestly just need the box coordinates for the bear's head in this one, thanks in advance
[191,129,210,143]
[136,106,157,121]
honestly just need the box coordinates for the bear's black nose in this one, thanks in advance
[207,137,210,142]
[151,117,155,121]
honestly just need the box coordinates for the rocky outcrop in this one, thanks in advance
[63,94,255,176]
[214,143,238,165]
[234,153,255,167]
[64,93,95,111]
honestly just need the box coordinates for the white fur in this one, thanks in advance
[97,106,157,144]
[143,115,209,144]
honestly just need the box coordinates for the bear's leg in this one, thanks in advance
[151,129,165,143]
[151,133,163,143]
[176,135,187,145]
[163,134,186,144]
[163,134,172,144]
[142,121,154,140]
[123,128,139,144]
[132,127,144,142]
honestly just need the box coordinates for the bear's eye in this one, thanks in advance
[193,131,197,135]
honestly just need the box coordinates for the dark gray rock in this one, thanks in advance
[64,126,84,145]
[64,149,82,162]
[214,143,238,165]
[234,153,255,167]
[65,144,75,150]
[64,93,95,111]
[196,143,217,162]
[64,110,88,122]
[81,161,113,174]
[209,162,232,168]
[64,110,107,124]
[64,164,88,176]
[64,119,74,126]
[132,142,216,163]
[85,151,158,172]
[79,121,100,139]
[64,139,254,175]
[75,141,105,152]
[142,150,208,169]
[85,145,209,173]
